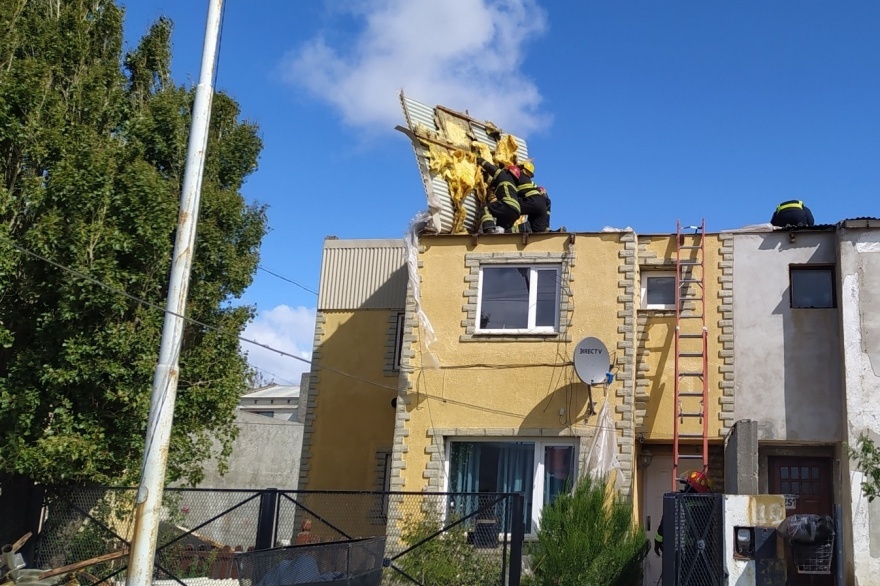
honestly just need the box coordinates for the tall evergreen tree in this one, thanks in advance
[0,0,267,540]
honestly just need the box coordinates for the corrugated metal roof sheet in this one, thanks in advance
[318,238,407,310]
[398,92,529,235]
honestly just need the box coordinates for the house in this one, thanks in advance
[299,228,726,575]
[726,219,880,584]
[238,382,302,422]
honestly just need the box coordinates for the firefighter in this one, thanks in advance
[514,161,551,233]
[654,469,712,556]
[476,156,522,233]
[770,200,814,228]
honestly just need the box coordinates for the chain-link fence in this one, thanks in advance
[32,488,524,586]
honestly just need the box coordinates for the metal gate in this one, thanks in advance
[32,488,524,586]
[661,493,724,586]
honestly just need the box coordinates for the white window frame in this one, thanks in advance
[442,437,577,537]
[640,270,676,310]
[475,265,561,334]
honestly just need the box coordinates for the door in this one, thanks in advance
[644,456,672,585]
[768,456,833,586]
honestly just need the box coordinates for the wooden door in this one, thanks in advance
[768,456,833,586]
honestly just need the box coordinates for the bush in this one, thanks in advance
[394,511,500,586]
[526,474,647,586]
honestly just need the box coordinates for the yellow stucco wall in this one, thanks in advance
[303,310,398,490]
[399,233,629,492]
[635,234,725,442]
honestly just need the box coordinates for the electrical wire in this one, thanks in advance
[258,265,318,296]
[6,241,398,392]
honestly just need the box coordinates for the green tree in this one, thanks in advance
[849,434,880,502]
[0,0,267,535]
[526,475,647,586]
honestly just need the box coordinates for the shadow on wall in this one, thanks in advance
[769,242,841,442]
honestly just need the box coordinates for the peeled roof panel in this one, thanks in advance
[318,239,406,310]
[400,93,529,235]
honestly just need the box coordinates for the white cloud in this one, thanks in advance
[241,305,316,386]
[282,0,551,136]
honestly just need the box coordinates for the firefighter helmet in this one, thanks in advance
[520,160,535,177]
[679,470,711,493]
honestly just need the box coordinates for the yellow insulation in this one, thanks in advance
[422,133,522,233]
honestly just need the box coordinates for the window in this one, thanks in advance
[476,266,560,333]
[640,271,676,310]
[446,440,576,534]
[392,313,405,370]
[250,410,274,418]
[790,266,835,308]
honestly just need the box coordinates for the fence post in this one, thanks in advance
[508,493,524,586]
[255,488,279,550]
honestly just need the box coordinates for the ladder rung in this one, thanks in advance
[678,352,704,358]
[679,333,705,339]
[679,372,704,377]
[679,412,704,418]
[679,245,702,250]
[679,279,703,284]
[680,296,704,302]
[678,392,704,397]
[677,314,703,319]
[678,261,702,265]
[677,453,705,458]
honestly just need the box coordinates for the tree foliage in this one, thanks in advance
[526,475,647,586]
[849,434,880,502]
[0,0,267,487]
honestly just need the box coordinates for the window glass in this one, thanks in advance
[641,272,676,309]
[536,269,558,327]
[791,267,834,308]
[544,446,574,506]
[478,266,560,332]
[647,276,675,306]
[449,441,535,532]
[392,313,405,370]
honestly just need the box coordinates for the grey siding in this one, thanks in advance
[318,239,407,310]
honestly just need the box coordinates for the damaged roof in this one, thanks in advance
[397,92,530,235]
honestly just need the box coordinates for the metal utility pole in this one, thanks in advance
[126,1,223,584]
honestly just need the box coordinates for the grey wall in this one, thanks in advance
[200,411,304,489]
[837,226,880,581]
[732,232,842,442]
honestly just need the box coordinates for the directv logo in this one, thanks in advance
[579,348,603,354]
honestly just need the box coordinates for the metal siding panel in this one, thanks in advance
[318,241,406,310]
[401,95,529,234]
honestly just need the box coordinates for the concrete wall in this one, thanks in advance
[838,225,880,583]
[200,411,303,489]
[731,231,842,442]
[723,494,787,586]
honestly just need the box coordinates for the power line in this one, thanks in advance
[6,241,397,392]
[257,265,318,295]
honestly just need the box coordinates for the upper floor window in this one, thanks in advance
[476,266,560,334]
[790,265,835,308]
[641,271,676,310]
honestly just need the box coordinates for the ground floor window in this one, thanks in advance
[446,439,576,534]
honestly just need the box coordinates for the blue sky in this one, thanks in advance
[120,0,880,384]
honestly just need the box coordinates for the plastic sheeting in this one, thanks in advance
[404,211,439,367]
[585,399,624,489]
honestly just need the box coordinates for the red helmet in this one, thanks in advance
[679,470,711,493]
[506,164,521,180]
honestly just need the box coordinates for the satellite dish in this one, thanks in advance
[573,337,610,384]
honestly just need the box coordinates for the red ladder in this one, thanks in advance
[672,219,709,489]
